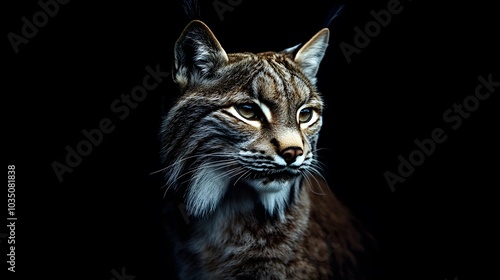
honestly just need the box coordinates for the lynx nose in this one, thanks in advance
[280,147,303,165]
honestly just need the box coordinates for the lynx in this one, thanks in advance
[160,20,369,279]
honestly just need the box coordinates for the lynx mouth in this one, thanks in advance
[259,168,301,183]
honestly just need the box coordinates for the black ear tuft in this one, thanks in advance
[281,43,302,57]
[173,20,228,88]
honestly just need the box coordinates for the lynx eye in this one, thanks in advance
[298,108,313,123]
[235,103,260,120]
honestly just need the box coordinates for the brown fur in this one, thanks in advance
[167,178,365,279]
[162,20,370,279]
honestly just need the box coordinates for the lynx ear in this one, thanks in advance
[173,20,228,88]
[293,28,330,85]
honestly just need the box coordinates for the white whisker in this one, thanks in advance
[307,164,328,186]
[151,152,237,175]
[233,169,252,186]
[183,159,238,187]
[302,169,326,195]
[160,154,238,191]
[201,165,241,183]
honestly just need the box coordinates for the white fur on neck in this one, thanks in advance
[186,167,301,221]
[186,167,231,217]
[245,178,301,221]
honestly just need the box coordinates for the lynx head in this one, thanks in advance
[161,20,329,220]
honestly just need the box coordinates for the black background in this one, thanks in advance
[3,0,499,279]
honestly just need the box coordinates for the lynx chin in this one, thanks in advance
[160,20,371,280]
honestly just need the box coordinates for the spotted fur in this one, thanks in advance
[161,20,369,279]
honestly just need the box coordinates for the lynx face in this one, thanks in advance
[162,20,329,220]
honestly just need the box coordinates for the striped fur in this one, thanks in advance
[161,20,369,279]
